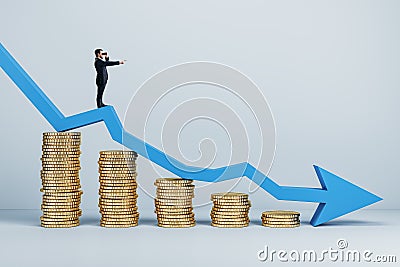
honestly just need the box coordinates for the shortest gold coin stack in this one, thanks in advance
[40,132,83,228]
[98,150,139,228]
[210,192,251,228]
[261,210,300,228]
[154,178,196,228]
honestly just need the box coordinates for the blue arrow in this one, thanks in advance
[0,42,382,226]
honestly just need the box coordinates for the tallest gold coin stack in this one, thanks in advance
[40,132,83,228]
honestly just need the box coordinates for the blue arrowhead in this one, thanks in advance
[310,165,383,226]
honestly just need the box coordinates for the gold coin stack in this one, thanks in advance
[98,150,139,228]
[40,132,83,228]
[154,178,196,228]
[210,192,251,228]
[261,210,300,228]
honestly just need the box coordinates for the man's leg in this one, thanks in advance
[96,83,106,108]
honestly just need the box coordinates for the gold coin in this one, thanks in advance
[42,146,80,149]
[99,177,137,182]
[156,188,194,192]
[155,199,192,204]
[101,210,139,215]
[101,215,139,220]
[100,223,138,228]
[154,210,193,216]
[157,223,195,228]
[42,199,81,205]
[41,208,80,213]
[98,169,137,174]
[261,220,300,225]
[42,209,82,215]
[262,218,300,223]
[99,184,137,188]
[100,220,139,225]
[211,192,248,199]
[42,169,81,172]
[40,219,80,225]
[212,217,250,222]
[40,215,80,221]
[99,188,137,192]
[42,197,81,202]
[262,223,300,228]
[157,218,195,222]
[42,143,81,147]
[100,216,139,221]
[41,202,80,208]
[98,155,137,160]
[98,164,136,169]
[211,222,248,228]
[155,205,193,210]
[99,194,138,199]
[100,207,138,211]
[213,203,251,208]
[98,162,136,166]
[99,199,137,204]
[41,157,80,162]
[212,198,250,203]
[157,217,195,222]
[100,208,138,213]
[41,222,80,228]
[41,170,80,174]
[43,213,82,220]
[99,181,137,186]
[99,194,137,198]
[42,184,81,188]
[156,194,194,198]
[156,189,194,194]
[212,207,250,211]
[43,132,80,135]
[157,221,196,226]
[262,210,300,217]
[154,206,193,211]
[42,192,82,196]
[211,213,249,218]
[98,203,137,208]
[42,190,83,195]
[41,152,81,157]
[41,182,81,187]
[40,188,82,193]
[42,138,80,141]
[41,161,80,165]
[155,178,193,183]
[100,150,137,157]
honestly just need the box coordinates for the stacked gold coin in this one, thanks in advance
[154,178,196,228]
[210,192,251,228]
[261,210,300,228]
[98,150,139,228]
[40,132,83,228]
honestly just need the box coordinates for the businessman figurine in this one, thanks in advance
[94,48,125,108]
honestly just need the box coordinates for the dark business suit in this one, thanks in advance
[94,57,120,108]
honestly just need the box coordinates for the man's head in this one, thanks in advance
[94,48,107,59]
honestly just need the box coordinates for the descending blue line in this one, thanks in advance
[0,42,382,226]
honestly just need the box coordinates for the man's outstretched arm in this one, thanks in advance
[104,56,125,66]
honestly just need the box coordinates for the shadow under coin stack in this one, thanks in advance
[210,192,251,228]
[261,210,300,228]
[98,150,139,227]
[40,132,83,228]
[154,178,196,228]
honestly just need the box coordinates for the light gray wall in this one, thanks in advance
[0,0,399,211]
